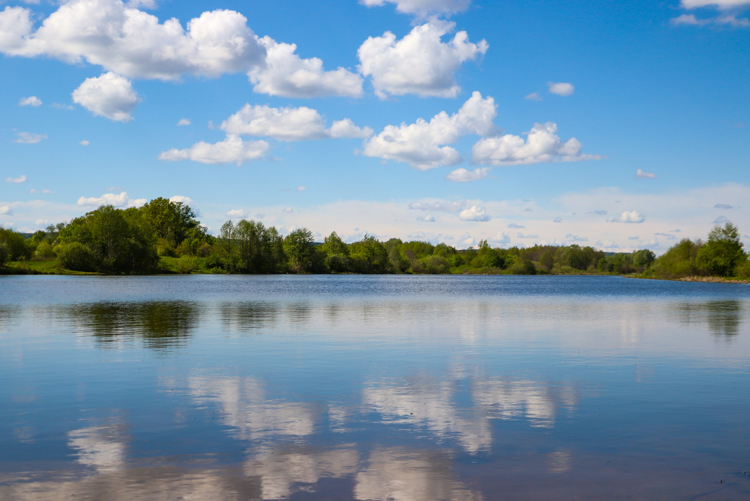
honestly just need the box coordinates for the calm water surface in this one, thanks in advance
[1,275,749,500]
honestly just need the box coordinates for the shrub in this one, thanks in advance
[175,255,198,274]
[0,243,10,267]
[58,243,97,272]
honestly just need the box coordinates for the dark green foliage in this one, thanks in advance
[510,257,537,275]
[217,220,286,273]
[349,235,390,273]
[0,242,10,266]
[0,228,31,261]
[58,205,159,273]
[284,228,315,273]
[139,197,202,250]
[696,222,745,276]
[58,242,97,272]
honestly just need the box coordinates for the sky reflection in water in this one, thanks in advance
[1,275,749,500]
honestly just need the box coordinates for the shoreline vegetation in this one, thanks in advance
[1,198,749,282]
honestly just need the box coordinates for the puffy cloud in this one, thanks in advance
[547,82,574,96]
[52,103,74,110]
[177,118,191,126]
[524,92,542,101]
[169,195,193,205]
[565,234,588,242]
[158,135,269,165]
[295,186,305,192]
[6,175,27,183]
[221,104,371,141]
[612,210,645,223]
[80,140,90,145]
[19,96,42,106]
[360,0,471,16]
[0,0,266,80]
[363,91,497,170]
[517,232,538,239]
[0,206,12,215]
[458,205,490,222]
[595,239,620,250]
[248,37,363,98]
[227,209,248,218]
[445,167,490,182]
[14,132,46,143]
[409,200,466,212]
[283,207,294,213]
[416,214,435,222]
[77,191,144,207]
[681,0,750,8]
[507,223,525,229]
[72,72,141,122]
[635,168,657,179]
[357,20,488,99]
[471,122,600,166]
[673,0,750,27]
[714,204,733,209]
[489,232,510,245]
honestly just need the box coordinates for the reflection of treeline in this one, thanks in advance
[1,199,748,278]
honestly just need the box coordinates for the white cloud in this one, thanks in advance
[0,1,266,80]
[635,169,657,179]
[445,167,490,182]
[158,135,269,165]
[672,13,710,25]
[177,118,191,126]
[471,122,599,166]
[508,223,525,229]
[77,191,144,207]
[409,200,466,212]
[248,36,363,98]
[517,232,539,238]
[52,103,74,110]
[6,175,27,183]
[612,210,645,223]
[295,186,306,192]
[19,95,42,106]
[169,195,193,205]
[489,232,510,245]
[0,206,12,215]
[524,92,542,101]
[714,204,733,209]
[654,232,677,240]
[595,239,619,250]
[227,209,248,218]
[363,91,497,170]
[72,72,141,122]
[713,215,729,224]
[221,104,371,141]
[360,0,471,16]
[681,0,750,8]
[547,82,574,96]
[80,140,90,146]
[416,214,435,222]
[14,132,46,143]
[357,20,488,99]
[553,217,563,223]
[283,207,294,213]
[458,205,490,222]
[565,234,588,242]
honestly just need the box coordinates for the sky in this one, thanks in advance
[1,0,748,252]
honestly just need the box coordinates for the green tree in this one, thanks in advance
[697,222,745,276]
[349,235,390,273]
[284,228,315,272]
[140,197,200,250]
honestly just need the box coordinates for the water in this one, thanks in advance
[1,275,749,500]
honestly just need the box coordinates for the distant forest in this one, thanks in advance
[1,197,748,280]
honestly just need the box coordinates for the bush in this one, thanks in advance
[511,258,537,275]
[175,255,198,274]
[736,259,750,279]
[58,243,97,272]
[0,243,10,267]
[34,241,55,260]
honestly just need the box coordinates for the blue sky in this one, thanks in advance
[1,0,748,251]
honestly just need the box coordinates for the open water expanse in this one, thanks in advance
[1,275,750,500]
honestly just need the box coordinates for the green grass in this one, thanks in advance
[1,259,99,275]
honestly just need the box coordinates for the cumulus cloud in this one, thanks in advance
[673,1,750,27]
[507,223,525,229]
[77,191,145,207]
[363,91,497,169]
[612,210,645,223]
[283,207,294,213]
[227,209,248,218]
[416,214,435,222]
[14,132,46,143]
[158,135,269,165]
[360,0,471,16]
[409,200,466,212]
[19,95,42,106]
[458,205,490,222]
[177,118,191,126]
[295,186,305,191]
[445,167,490,182]
[565,234,588,242]
[52,103,74,110]
[357,20,488,99]
[0,0,266,80]
[524,92,542,101]
[635,168,657,179]
[248,37,363,98]
[517,232,539,239]
[6,175,27,183]
[80,140,90,145]
[221,104,371,141]
[72,72,141,122]
[595,239,619,250]
[0,206,13,215]
[682,0,750,7]
[471,122,599,166]
[547,82,574,96]
[169,195,193,205]
[489,232,510,245]
[714,204,733,209]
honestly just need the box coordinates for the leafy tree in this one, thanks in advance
[321,232,349,256]
[349,235,390,273]
[650,238,703,278]
[0,242,10,267]
[0,228,30,261]
[139,197,200,249]
[58,242,97,272]
[284,228,315,272]
[697,222,745,276]
[633,249,656,267]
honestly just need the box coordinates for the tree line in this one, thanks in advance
[1,198,747,279]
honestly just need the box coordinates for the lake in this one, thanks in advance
[1,275,749,500]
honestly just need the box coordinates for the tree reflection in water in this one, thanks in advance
[64,301,202,349]
[674,300,744,339]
